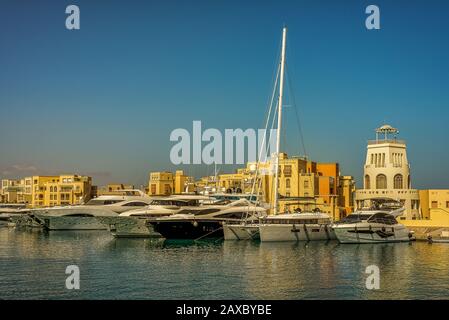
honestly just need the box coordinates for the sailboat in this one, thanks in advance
[224,26,336,241]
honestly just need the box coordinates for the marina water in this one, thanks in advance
[0,228,448,300]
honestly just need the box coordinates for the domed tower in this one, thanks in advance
[355,125,421,219]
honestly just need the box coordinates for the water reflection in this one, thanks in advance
[0,228,448,299]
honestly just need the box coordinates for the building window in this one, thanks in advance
[283,165,292,177]
[446,201,449,208]
[431,201,438,209]
[364,175,370,189]
[394,174,403,189]
[376,174,387,189]
[285,178,291,189]
[304,180,309,188]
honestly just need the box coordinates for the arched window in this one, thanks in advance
[376,174,387,189]
[50,186,53,192]
[285,178,291,188]
[394,174,403,189]
[54,186,57,192]
[364,175,371,189]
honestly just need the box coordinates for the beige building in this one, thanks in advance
[31,174,92,207]
[148,170,194,196]
[355,125,420,219]
[199,153,354,220]
[402,189,449,239]
[96,183,135,196]
[1,177,32,204]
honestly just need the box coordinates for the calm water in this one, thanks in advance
[0,227,448,300]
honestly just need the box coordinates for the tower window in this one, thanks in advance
[364,175,370,189]
[394,174,403,189]
[376,174,387,189]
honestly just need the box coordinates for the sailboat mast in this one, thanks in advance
[273,26,287,215]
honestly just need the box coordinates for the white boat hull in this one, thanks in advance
[259,224,336,242]
[333,223,412,244]
[33,214,108,230]
[97,216,162,238]
[223,224,260,240]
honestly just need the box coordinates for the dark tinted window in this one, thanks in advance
[123,202,148,207]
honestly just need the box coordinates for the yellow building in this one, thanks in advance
[148,170,194,196]
[201,153,354,220]
[1,177,32,204]
[31,174,92,207]
[97,183,135,196]
[402,189,449,239]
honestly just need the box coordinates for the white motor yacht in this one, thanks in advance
[0,204,37,228]
[332,198,414,244]
[97,195,218,238]
[258,211,336,242]
[30,190,152,230]
[148,199,267,240]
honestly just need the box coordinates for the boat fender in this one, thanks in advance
[382,227,386,232]
[193,221,199,227]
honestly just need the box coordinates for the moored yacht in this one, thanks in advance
[0,204,39,228]
[97,195,217,238]
[332,198,414,244]
[148,199,267,240]
[259,211,336,242]
[31,190,152,230]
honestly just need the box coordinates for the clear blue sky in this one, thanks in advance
[0,0,448,188]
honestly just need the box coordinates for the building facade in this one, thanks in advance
[31,175,92,207]
[0,177,32,204]
[355,125,420,219]
[148,170,194,196]
[96,183,135,196]
[197,153,354,220]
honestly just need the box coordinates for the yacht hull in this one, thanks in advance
[10,214,43,228]
[223,224,260,240]
[151,221,224,240]
[97,216,162,238]
[33,214,108,230]
[259,224,336,242]
[333,223,412,244]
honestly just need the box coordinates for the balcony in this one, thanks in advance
[368,139,406,145]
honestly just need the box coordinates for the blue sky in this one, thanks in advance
[0,0,448,188]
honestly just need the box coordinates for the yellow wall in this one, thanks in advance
[97,183,135,196]
[401,190,449,239]
[148,170,195,195]
[31,175,92,207]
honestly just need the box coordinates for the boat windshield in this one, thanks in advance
[261,218,330,224]
[367,212,398,225]
[339,214,372,223]
[150,199,200,206]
